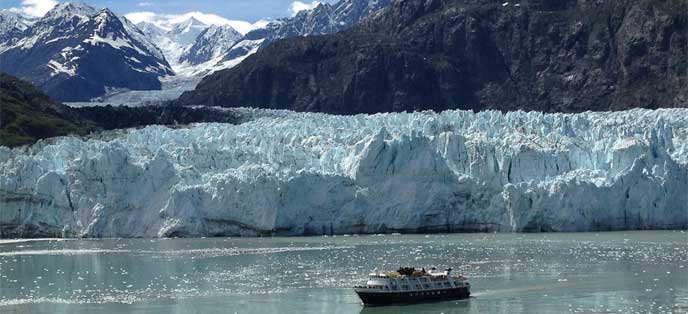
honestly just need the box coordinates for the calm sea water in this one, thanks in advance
[0,231,686,314]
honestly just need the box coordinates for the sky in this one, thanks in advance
[1,0,338,23]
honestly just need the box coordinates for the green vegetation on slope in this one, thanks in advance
[0,73,242,148]
[0,73,95,147]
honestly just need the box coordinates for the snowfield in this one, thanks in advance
[1,109,687,237]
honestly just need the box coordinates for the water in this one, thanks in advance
[0,231,686,314]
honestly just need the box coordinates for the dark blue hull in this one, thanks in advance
[356,286,470,306]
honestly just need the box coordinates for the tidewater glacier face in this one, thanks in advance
[1,109,687,237]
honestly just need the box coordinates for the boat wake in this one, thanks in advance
[471,281,577,298]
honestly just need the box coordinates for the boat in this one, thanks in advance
[354,267,470,306]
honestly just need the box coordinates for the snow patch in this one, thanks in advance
[83,33,148,57]
[47,59,76,76]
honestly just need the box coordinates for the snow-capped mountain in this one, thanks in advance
[136,21,193,71]
[0,10,31,45]
[213,0,392,74]
[89,0,393,101]
[178,25,242,66]
[136,17,210,68]
[134,21,166,39]
[1,108,686,237]
[135,17,245,77]
[168,17,208,47]
[0,0,389,101]
[0,3,173,102]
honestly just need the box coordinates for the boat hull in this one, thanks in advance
[356,286,470,306]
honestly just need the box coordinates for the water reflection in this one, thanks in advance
[359,299,470,314]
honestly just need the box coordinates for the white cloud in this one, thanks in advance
[11,0,58,18]
[167,12,237,29]
[125,11,258,35]
[124,11,157,24]
[138,2,153,7]
[252,19,272,30]
[289,1,321,17]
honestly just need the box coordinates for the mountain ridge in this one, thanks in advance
[0,72,95,147]
[179,24,243,66]
[207,0,393,76]
[0,3,173,102]
[0,72,240,147]
[177,0,688,114]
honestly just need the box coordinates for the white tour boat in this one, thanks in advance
[354,267,470,306]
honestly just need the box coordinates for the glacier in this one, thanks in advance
[1,108,687,238]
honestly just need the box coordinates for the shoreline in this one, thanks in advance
[1,229,686,240]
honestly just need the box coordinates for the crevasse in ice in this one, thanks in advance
[1,108,687,237]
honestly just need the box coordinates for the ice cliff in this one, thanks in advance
[1,109,687,238]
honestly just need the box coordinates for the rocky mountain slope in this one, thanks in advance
[178,0,688,114]
[0,0,391,101]
[136,17,212,70]
[0,72,94,147]
[178,24,243,66]
[0,73,239,147]
[0,10,30,44]
[1,108,686,237]
[210,0,393,75]
[0,3,173,102]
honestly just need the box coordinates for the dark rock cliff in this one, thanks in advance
[178,0,688,114]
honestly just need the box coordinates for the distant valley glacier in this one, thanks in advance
[1,108,687,238]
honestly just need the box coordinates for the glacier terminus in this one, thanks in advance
[1,108,687,238]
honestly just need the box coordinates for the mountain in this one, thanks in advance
[0,10,31,45]
[1,108,686,237]
[266,0,392,38]
[125,0,390,78]
[135,17,244,77]
[178,0,688,114]
[178,24,243,66]
[0,72,95,147]
[0,3,173,102]
[0,72,240,148]
[168,17,208,46]
[210,0,393,74]
[136,17,210,68]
